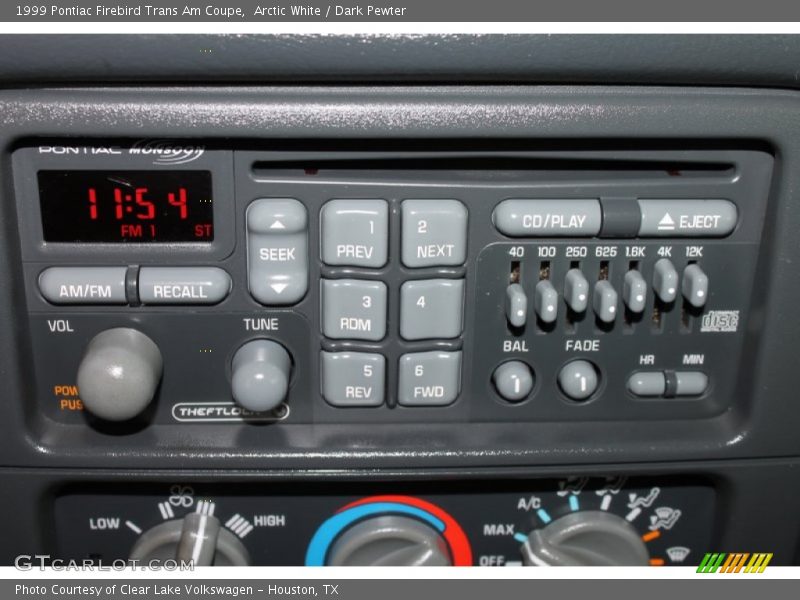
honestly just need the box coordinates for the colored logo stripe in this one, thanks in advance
[697,552,773,573]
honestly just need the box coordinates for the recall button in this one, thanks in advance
[138,267,231,305]
[39,266,127,305]
[637,199,738,237]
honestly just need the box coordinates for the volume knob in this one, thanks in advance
[76,328,163,421]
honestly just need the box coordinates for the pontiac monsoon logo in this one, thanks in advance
[129,139,205,165]
[696,552,773,573]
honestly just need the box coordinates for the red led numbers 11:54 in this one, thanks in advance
[38,170,214,243]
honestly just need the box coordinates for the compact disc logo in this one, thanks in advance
[129,140,205,165]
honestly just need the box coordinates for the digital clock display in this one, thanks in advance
[37,170,214,243]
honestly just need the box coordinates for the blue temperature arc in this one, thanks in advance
[305,502,446,566]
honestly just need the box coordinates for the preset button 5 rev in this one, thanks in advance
[321,352,386,407]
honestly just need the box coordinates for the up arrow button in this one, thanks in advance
[247,198,308,305]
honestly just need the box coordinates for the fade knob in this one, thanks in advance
[76,327,163,421]
[230,339,292,412]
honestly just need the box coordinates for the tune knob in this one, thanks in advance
[520,510,649,566]
[230,339,292,412]
[326,515,452,566]
[76,328,163,421]
[129,513,250,566]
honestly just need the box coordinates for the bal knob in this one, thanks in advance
[76,327,163,421]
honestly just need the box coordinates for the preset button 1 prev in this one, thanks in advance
[247,198,308,305]
[321,199,389,267]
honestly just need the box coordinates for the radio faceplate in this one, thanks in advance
[14,144,772,427]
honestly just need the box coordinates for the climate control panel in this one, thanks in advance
[13,143,771,428]
[54,476,714,567]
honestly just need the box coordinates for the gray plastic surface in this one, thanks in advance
[652,259,679,303]
[75,328,163,421]
[400,199,468,267]
[175,512,221,566]
[320,199,389,268]
[3,35,800,92]
[563,269,589,313]
[522,511,649,566]
[674,372,709,397]
[681,264,709,308]
[38,267,127,305]
[321,279,387,341]
[505,283,528,328]
[493,199,602,237]
[0,88,793,472]
[230,339,292,412]
[400,279,464,340]
[637,199,738,237]
[592,280,618,324]
[326,515,451,566]
[623,270,648,314]
[492,361,534,403]
[138,267,231,305]
[627,372,667,397]
[129,517,250,566]
[558,360,599,401]
[321,351,385,407]
[398,351,462,406]
[247,198,309,305]
[535,280,559,324]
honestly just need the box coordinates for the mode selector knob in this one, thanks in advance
[520,511,649,566]
[231,339,292,412]
[76,328,163,421]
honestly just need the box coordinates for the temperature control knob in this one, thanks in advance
[231,339,292,412]
[520,510,649,566]
[129,513,250,566]
[326,515,452,566]
[76,328,163,421]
